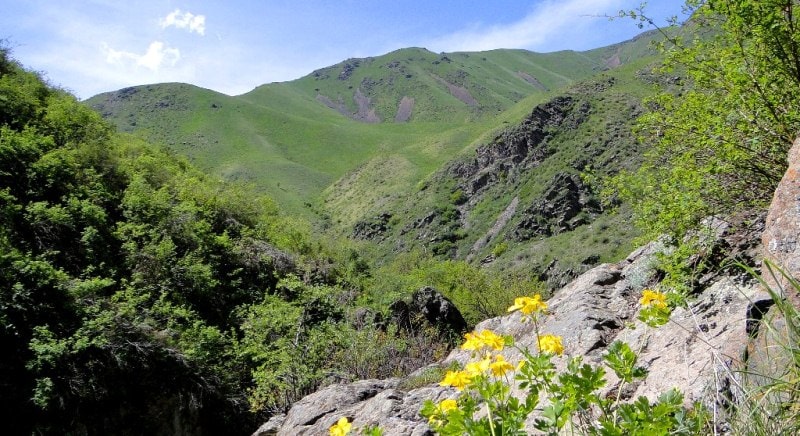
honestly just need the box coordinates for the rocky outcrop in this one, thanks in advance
[388,287,468,336]
[259,379,449,436]
[262,241,761,435]
[352,212,393,240]
[338,59,362,81]
[512,172,602,240]
[744,136,800,420]
[448,95,590,199]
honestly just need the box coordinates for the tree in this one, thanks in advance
[610,0,800,241]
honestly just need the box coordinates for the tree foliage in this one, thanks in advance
[0,47,462,434]
[609,0,800,241]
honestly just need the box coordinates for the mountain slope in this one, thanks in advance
[85,30,663,218]
[344,56,662,287]
[84,29,676,291]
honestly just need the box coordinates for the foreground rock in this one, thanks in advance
[746,137,800,419]
[762,136,800,308]
[260,241,761,435]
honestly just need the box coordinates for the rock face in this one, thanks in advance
[746,136,800,418]
[448,95,590,199]
[762,136,800,308]
[352,212,393,240]
[262,242,761,435]
[512,172,602,240]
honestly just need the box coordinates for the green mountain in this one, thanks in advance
[85,30,662,218]
[84,29,671,288]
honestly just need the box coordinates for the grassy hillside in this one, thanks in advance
[87,82,488,216]
[84,29,675,293]
[85,30,662,220]
[345,55,664,287]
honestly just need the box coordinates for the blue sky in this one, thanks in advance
[1,1,688,100]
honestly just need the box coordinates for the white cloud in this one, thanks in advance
[426,0,626,52]
[160,9,206,35]
[102,41,181,71]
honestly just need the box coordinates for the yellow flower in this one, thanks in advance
[538,334,564,355]
[428,398,458,425]
[478,330,505,351]
[439,370,473,391]
[460,329,506,352]
[437,398,458,413]
[465,356,491,375]
[329,417,352,436]
[507,294,548,315]
[489,354,515,377]
[461,332,483,351]
[640,289,667,309]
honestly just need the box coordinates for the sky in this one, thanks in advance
[1,1,689,100]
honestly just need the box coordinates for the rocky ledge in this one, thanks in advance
[256,241,764,435]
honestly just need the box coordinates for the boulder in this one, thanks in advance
[388,287,467,336]
[743,136,800,426]
[263,379,449,436]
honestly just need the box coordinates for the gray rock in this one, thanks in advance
[272,379,446,436]
[762,136,800,308]
[252,415,285,436]
[448,95,590,199]
[512,172,602,241]
[614,277,759,411]
[265,240,764,434]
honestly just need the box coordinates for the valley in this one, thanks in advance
[86,29,666,286]
[6,2,798,433]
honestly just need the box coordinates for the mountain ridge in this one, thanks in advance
[83,28,673,290]
[85,29,663,218]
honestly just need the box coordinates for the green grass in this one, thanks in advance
[85,31,661,218]
[344,53,662,281]
[85,30,668,281]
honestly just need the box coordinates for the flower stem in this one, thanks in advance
[486,402,497,436]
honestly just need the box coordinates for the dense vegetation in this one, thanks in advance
[1,45,522,434]
[613,0,800,240]
[601,0,800,294]
[5,0,800,433]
